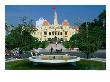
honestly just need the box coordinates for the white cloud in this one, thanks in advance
[36,17,45,28]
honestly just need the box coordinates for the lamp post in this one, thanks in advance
[71,40,73,50]
[86,22,89,58]
[74,32,77,48]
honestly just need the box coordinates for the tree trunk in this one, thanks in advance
[86,52,89,59]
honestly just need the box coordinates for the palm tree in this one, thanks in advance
[5,21,13,35]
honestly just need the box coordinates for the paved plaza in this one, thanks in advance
[5,43,106,60]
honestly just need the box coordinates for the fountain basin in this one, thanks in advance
[29,55,80,64]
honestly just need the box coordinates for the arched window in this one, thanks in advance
[44,32,47,35]
[55,32,57,35]
[65,32,67,35]
[49,32,51,35]
[52,32,54,35]
[58,32,59,35]
[60,32,62,35]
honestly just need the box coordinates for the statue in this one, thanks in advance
[31,48,39,56]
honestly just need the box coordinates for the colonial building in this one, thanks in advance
[31,10,79,41]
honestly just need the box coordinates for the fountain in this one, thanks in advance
[29,50,80,64]
[29,42,80,64]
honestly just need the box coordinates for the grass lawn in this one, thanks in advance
[5,59,106,70]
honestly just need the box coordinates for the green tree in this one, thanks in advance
[96,10,106,49]
[63,41,71,49]
[5,26,39,51]
[38,41,49,49]
[5,17,49,51]
[70,34,78,48]
[77,23,103,58]
[5,21,14,35]
[69,10,106,59]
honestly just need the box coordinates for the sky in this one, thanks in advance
[5,5,106,26]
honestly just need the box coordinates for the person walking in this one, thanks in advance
[55,42,57,47]
[50,47,53,53]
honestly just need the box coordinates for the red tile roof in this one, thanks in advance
[63,20,69,26]
[43,20,49,26]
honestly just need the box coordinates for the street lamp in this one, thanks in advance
[61,41,62,44]
[86,22,89,58]
[86,22,88,39]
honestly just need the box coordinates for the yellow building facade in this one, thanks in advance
[31,11,79,41]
